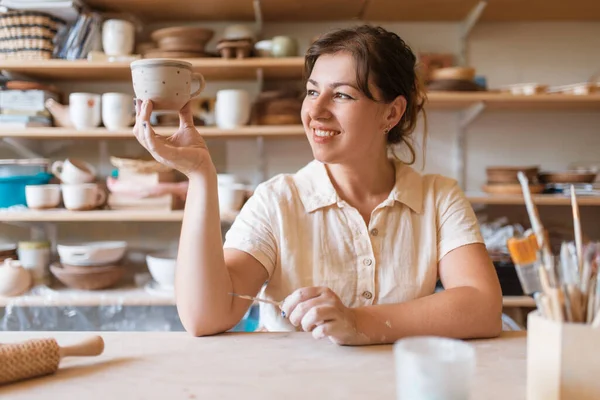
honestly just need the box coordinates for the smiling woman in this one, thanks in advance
[132,24,503,346]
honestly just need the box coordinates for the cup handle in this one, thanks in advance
[51,161,64,180]
[189,73,206,99]
[95,189,107,207]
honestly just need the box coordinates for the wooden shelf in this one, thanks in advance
[0,283,175,307]
[502,296,536,308]
[427,92,600,111]
[0,58,305,81]
[83,0,600,22]
[467,193,600,206]
[0,125,306,139]
[0,209,239,222]
[0,289,532,308]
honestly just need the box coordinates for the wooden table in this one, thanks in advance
[0,331,527,399]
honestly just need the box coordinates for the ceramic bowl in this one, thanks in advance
[146,252,176,289]
[50,262,125,290]
[57,241,127,266]
[130,58,206,111]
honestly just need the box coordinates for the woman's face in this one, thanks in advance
[301,51,395,165]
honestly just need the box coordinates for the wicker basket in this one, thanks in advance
[0,11,65,60]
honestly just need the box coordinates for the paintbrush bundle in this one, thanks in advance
[508,173,600,325]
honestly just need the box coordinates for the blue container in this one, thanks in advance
[0,172,53,208]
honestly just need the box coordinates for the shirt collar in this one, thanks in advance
[294,159,424,214]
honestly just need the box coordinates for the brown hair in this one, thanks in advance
[304,25,428,166]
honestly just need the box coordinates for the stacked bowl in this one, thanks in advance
[50,241,127,290]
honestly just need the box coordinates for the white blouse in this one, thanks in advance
[223,159,484,332]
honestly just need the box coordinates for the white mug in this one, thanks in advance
[102,19,135,56]
[25,184,61,209]
[215,89,251,129]
[69,92,101,130]
[61,184,106,211]
[51,158,96,184]
[102,92,134,131]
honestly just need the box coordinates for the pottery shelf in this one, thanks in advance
[0,58,305,81]
[0,209,239,223]
[0,286,530,308]
[0,125,306,139]
[83,0,600,22]
[0,284,175,307]
[466,193,600,206]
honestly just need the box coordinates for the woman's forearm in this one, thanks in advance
[353,287,503,345]
[175,165,236,335]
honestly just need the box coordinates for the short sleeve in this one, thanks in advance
[223,184,278,277]
[436,178,484,261]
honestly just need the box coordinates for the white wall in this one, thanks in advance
[2,20,599,249]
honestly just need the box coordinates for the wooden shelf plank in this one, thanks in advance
[82,0,600,22]
[467,193,600,206]
[502,296,536,308]
[427,92,600,111]
[0,209,239,222]
[363,0,600,21]
[0,125,306,139]
[0,288,532,308]
[0,58,305,81]
[85,0,366,22]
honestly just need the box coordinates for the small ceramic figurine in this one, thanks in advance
[0,258,32,297]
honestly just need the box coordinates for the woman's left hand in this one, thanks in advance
[281,287,369,346]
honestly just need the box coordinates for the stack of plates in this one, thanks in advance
[144,26,215,59]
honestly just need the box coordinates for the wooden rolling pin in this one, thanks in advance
[0,335,104,385]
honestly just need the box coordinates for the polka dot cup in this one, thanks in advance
[130,59,206,111]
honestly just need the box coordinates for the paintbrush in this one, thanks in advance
[571,185,583,276]
[517,172,554,279]
[507,234,542,295]
[229,293,283,308]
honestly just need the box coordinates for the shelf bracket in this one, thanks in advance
[256,67,264,94]
[253,0,263,38]
[459,0,488,66]
[255,136,266,186]
[456,101,485,190]
[1,138,43,159]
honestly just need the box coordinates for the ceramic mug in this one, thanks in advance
[69,92,101,130]
[25,184,61,209]
[102,19,135,56]
[61,183,106,211]
[102,92,134,131]
[271,36,298,57]
[130,59,206,111]
[51,158,96,184]
[214,89,251,129]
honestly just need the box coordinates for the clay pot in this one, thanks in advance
[0,258,32,297]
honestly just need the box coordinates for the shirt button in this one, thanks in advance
[362,291,373,300]
[363,258,372,266]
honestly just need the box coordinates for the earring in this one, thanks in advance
[384,126,390,134]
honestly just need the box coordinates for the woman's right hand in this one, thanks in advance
[133,99,213,177]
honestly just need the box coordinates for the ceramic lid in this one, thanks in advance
[130,59,193,70]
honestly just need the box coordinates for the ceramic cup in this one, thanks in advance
[271,36,298,57]
[51,158,96,184]
[214,89,251,129]
[25,184,61,209]
[102,19,135,56]
[69,92,101,130]
[254,40,273,57]
[61,183,106,211]
[102,92,134,131]
[130,59,206,111]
